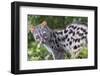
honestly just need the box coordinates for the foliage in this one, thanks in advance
[28,15,88,61]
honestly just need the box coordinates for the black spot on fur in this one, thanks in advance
[56,31,63,35]
[81,28,86,32]
[60,32,63,35]
[77,31,84,36]
[55,40,58,44]
[67,38,70,41]
[65,35,68,38]
[69,29,73,34]
[75,39,77,42]
[78,39,80,42]
[77,31,79,34]
[64,30,68,33]
[85,31,88,34]
[81,36,86,39]
[78,45,80,48]
[73,32,75,36]
[69,41,72,45]
[49,39,53,43]
[53,32,56,38]
[63,44,66,47]
[81,27,83,30]
[68,26,72,28]
[62,37,66,41]
[75,39,80,42]
[57,37,61,41]
[72,26,77,29]
[77,27,80,30]
[71,37,75,41]
[66,44,68,46]
[80,28,87,35]
[69,25,77,29]
[79,33,83,36]
[74,45,77,49]
[52,46,53,49]
[57,44,59,47]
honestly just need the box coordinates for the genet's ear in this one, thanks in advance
[41,21,47,28]
[30,26,35,33]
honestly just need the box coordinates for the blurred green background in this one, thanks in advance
[28,15,88,61]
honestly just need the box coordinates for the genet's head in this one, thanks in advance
[30,21,51,43]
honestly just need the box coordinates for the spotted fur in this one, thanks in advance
[31,21,88,59]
